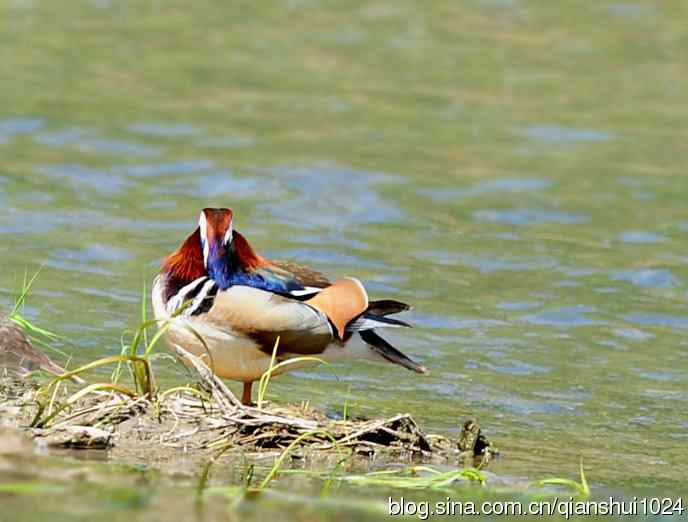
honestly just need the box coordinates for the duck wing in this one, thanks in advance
[202,285,334,355]
[232,231,330,298]
[248,260,330,298]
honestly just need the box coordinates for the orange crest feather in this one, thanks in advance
[162,228,206,282]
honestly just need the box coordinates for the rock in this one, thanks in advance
[0,427,34,455]
[33,426,115,449]
[0,313,71,378]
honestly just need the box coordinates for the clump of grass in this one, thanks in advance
[3,273,168,428]
[111,281,168,392]
[9,268,68,359]
[30,354,153,428]
[535,458,590,499]
[29,281,180,428]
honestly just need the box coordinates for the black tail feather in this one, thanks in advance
[366,299,411,317]
[347,312,412,331]
[359,329,426,374]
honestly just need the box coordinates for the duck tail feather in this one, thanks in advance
[359,329,426,374]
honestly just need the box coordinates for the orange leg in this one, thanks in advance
[241,382,253,406]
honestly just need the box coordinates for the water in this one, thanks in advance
[1,0,687,518]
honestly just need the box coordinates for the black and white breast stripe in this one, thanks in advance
[165,276,323,317]
[166,276,218,317]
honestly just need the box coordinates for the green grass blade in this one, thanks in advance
[10,267,43,317]
[257,340,329,409]
[258,430,339,491]
[257,337,280,408]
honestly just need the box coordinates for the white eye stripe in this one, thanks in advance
[202,242,210,267]
[198,212,208,243]
[223,222,233,246]
[199,212,209,266]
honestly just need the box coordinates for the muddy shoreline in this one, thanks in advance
[0,356,496,477]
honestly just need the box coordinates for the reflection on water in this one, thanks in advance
[1,0,688,517]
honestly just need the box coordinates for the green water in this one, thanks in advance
[1,0,688,519]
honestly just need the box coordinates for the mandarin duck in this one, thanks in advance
[152,208,426,405]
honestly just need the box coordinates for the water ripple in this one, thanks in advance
[618,231,666,243]
[497,301,543,311]
[0,117,44,143]
[37,164,132,195]
[520,125,615,144]
[612,328,654,341]
[261,165,406,229]
[271,248,386,270]
[410,312,507,330]
[457,254,557,273]
[522,306,602,327]
[472,208,590,226]
[128,122,201,138]
[608,3,654,18]
[112,160,214,177]
[34,127,161,157]
[631,368,678,383]
[154,170,275,200]
[481,360,551,376]
[197,136,257,149]
[46,244,131,277]
[610,268,678,289]
[623,313,688,330]
[422,177,551,202]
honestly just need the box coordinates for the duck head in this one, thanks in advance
[162,207,264,294]
[199,207,235,288]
